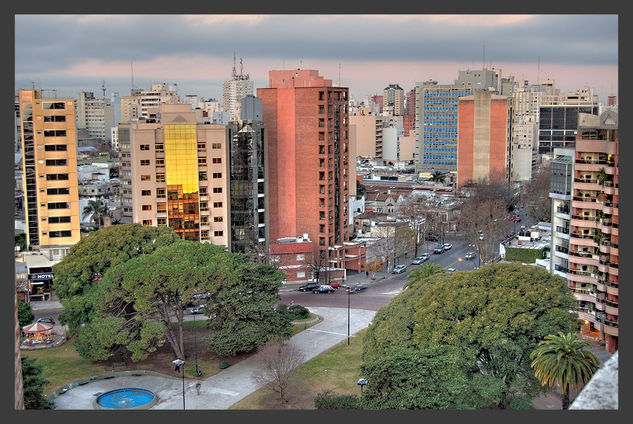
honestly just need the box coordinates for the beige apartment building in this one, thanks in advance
[118,104,230,245]
[18,89,81,257]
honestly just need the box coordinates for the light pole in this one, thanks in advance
[172,359,185,410]
[193,312,200,376]
[347,285,351,346]
[478,231,484,268]
[357,378,368,394]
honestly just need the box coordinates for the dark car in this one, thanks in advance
[433,245,445,254]
[299,282,319,292]
[347,284,368,293]
[36,317,55,325]
[313,285,336,294]
[425,233,439,241]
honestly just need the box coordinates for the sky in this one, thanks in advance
[14,15,618,103]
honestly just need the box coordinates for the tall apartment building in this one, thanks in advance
[383,83,404,116]
[257,69,351,270]
[403,88,416,136]
[538,87,599,155]
[223,58,254,122]
[456,91,512,187]
[76,91,115,142]
[226,95,268,256]
[549,147,574,282]
[350,108,379,157]
[118,104,230,245]
[18,89,81,257]
[566,111,618,353]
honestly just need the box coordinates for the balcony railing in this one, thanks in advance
[555,246,569,254]
[556,206,570,214]
[556,226,570,234]
[604,319,618,328]
[605,300,618,308]
[576,159,615,166]
[571,214,596,221]
[554,264,569,273]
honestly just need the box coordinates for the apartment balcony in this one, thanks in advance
[573,179,602,191]
[568,253,599,267]
[606,282,618,296]
[608,264,618,277]
[603,323,618,337]
[572,291,597,304]
[566,270,598,285]
[604,302,618,316]
[576,310,599,327]
[572,196,600,210]
[555,208,571,220]
[569,233,598,247]
[570,216,597,229]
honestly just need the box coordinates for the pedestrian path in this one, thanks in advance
[53,306,376,410]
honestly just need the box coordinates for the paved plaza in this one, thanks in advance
[53,306,376,410]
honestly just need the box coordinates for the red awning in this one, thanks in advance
[22,322,53,333]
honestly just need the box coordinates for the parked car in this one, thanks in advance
[193,292,210,300]
[446,267,456,273]
[420,253,430,261]
[464,251,476,260]
[433,245,445,254]
[329,282,343,289]
[298,282,319,292]
[36,317,55,325]
[347,284,368,293]
[313,285,336,294]
[507,215,522,222]
[191,305,207,314]
[443,243,453,250]
[411,256,427,265]
[425,233,439,241]
[392,264,407,274]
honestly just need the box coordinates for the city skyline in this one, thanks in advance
[15,14,618,102]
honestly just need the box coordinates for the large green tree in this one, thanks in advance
[21,357,53,409]
[362,263,578,409]
[76,241,238,361]
[82,199,109,230]
[18,300,34,327]
[530,332,599,409]
[53,224,180,335]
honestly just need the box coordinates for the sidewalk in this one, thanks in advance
[53,306,376,410]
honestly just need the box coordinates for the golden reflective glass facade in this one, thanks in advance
[164,124,200,241]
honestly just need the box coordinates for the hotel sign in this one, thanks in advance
[29,273,54,281]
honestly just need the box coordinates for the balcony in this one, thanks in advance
[572,291,597,304]
[573,178,602,191]
[568,254,598,267]
[555,226,570,234]
[566,270,598,284]
[576,311,599,327]
[603,323,618,337]
[605,301,618,316]
[569,233,598,247]
[606,282,618,296]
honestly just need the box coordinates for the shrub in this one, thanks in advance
[314,389,361,409]
[18,300,34,327]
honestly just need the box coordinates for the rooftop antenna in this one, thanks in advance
[232,52,237,78]
[240,57,244,77]
[101,80,106,97]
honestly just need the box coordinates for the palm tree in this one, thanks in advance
[404,263,444,289]
[529,332,599,409]
[430,171,445,184]
[82,200,108,230]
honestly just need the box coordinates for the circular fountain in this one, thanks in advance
[94,388,158,410]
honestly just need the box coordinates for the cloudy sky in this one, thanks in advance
[15,15,618,103]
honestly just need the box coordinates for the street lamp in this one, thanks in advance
[172,358,185,410]
[193,312,200,377]
[478,231,484,268]
[357,378,368,394]
[347,285,351,346]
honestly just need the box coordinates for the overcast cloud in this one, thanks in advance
[15,15,618,101]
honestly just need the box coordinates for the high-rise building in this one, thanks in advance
[223,57,254,122]
[227,95,268,256]
[383,83,404,116]
[76,91,115,142]
[549,147,574,283]
[456,91,512,187]
[18,89,80,257]
[567,111,619,353]
[258,69,351,271]
[118,103,230,245]
[538,87,599,155]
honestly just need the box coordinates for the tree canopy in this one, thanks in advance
[52,224,180,334]
[361,263,578,409]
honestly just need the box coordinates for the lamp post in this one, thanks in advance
[347,285,351,346]
[172,359,185,410]
[357,378,368,394]
[193,312,200,376]
[478,231,484,268]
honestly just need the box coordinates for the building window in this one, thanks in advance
[319,91,325,101]
[43,130,67,137]
[155,143,164,152]
[47,187,69,195]
[142,219,152,225]
[296,254,305,261]
[43,102,66,110]
[199,187,208,195]
[140,159,150,166]
[199,172,207,181]
[141,175,151,181]
[201,230,209,238]
[212,158,222,164]
[213,187,222,193]
[156,188,165,198]
[141,189,152,196]
[49,230,72,238]
[44,144,67,151]
[155,159,165,166]
[214,231,223,237]
[157,217,167,225]
[48,202,69,209]
[45,158,67,166]
[43,115,66,122]
[142,205,152,211]
[213,202,223,208]
[212,143,221,149]
[46,173,69,181]
[197,143,206,149]
[156,174,165,182]
[198,157,207,165]
[297,271,306,279]
[140,145,151,151]
[213,216,223,222]
[200,202,208,211]
[212,172,222,179]
[48,216,71,223]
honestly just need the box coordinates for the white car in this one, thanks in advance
[446,267,456,273]
[443,243,453,250]
[392,264,407,274]
[465,251,476,260]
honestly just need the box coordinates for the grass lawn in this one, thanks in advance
[231,328,367,410]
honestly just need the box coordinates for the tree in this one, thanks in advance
[18,300,34,327]
[430,171,445,184]
[53,224,180,335]
[314,390,361,409]
[356,182,366,197]
[529,332,599,409]
[204,261,291,356]
[78,241,239,361]
[398,194,439,257]
[21,357,53,409]
[362,263,578,409]
[366,259,383,279]
[82,199,109,230]
[253,335,305,404]
[522,164,552,223]
[406,263,443,284]
[458,180,514,265]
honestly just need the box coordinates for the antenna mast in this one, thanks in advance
[232,52,237,78]
[101,80,106,97]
